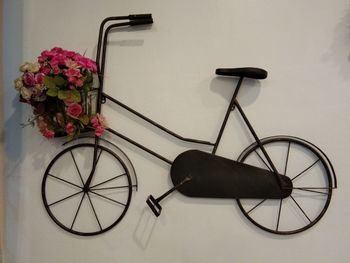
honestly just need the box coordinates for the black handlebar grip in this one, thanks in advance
[129,18,153,26]
[129,14,153,20]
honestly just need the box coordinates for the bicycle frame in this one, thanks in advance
[41,14,337,236]
[87,14,285,189]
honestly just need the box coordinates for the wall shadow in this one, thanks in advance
[92,21,153,66]
[210,76,261,107]
[3,0,24,262]
[322,3,350,80]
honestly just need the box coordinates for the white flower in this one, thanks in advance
[14,77,23,90]
[27,62,40,73]
[19,62,31,72]
[20,87,33,100]
[19,62,40,73]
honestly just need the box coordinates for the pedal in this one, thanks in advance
[146,195,162,217]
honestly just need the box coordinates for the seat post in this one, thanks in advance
[212,77,244,154]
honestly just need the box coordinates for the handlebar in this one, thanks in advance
[129,14,153,26]
[129,14,153,20]
[129,18,153,26]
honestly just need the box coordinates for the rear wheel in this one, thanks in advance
[236,136,333,235]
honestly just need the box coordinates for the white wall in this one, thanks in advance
[3,0,350,262]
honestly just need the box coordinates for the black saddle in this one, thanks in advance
[216,67,268,79]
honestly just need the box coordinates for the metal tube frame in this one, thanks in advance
[87,15,284,188]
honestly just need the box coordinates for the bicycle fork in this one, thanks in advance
[83,137,101,191]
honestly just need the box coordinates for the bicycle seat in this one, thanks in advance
[216,67,268,79]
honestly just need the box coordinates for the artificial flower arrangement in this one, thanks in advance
[14,47,107,139]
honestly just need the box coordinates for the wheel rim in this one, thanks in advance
[236,137,332,235]
[42,143,132,236]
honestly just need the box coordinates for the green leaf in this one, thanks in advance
[66,134,74,141]
[54,76,66,86]
[71,89,81,102]
[47,86,59,97]
[57,90,67,100]
[83,82,92,93]
[85,73,93,83]
[43,76,56,90]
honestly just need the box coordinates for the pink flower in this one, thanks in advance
[85,59,97,72]
[74,79,83,87]
[38,55,47,63]
[91,114,107,137]
[65,68,81,78]
[91,113,107,128]
[50,54,66,66]
[63,50,76,58]
[42,128,55,139]
[95,125,105,137]
[23,72,36,86]
[38,51,51,62]
[65,122,76,135]
[40,47,62,60]
[68,76,77,84]
[91,116,99,128]
[52,66,61,74]
[65,59,80,69]
[73,54,84,63]
[40,66,51,75]
[51,47,63,53]
[35,73,44,85]
[67,103,82,118]
[74,54,97,73]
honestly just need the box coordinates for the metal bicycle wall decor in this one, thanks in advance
[41,14,337,236]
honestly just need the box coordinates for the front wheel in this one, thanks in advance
[236,136,333,235]
[42,143,133,236]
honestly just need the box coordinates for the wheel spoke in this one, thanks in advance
[293,187,330,195]
[247,199,267,214]
[276,199,282,231]
[92,185,130,191]
[290,195,312,223]
[86,192,103,231]
[48,190,83,206]
[89,190,126,207]
[254,150,272,172]
[90,173,126,189]
[283,142,291,176]
[48,173,83,189]
[291,159,320,182]
[70,150,85,186]
[70,192,86,230]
